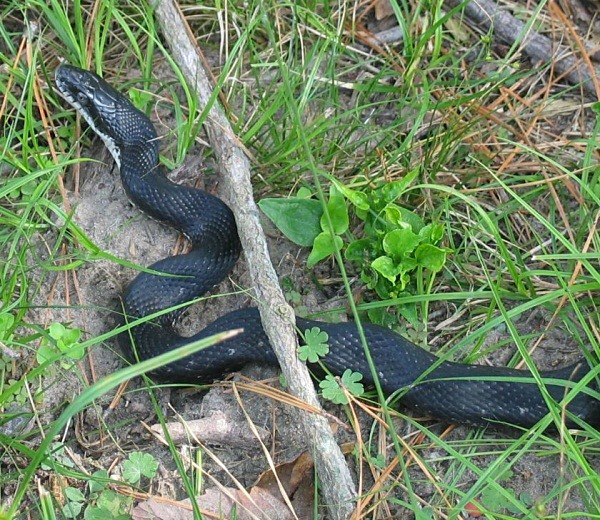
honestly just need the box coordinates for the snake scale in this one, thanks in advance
[55,64,599,428]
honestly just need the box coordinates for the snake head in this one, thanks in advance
[55,64,119,134]
[55,64,157,167]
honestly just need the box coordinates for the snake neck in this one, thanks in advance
[116,139,242,265]
[119,141,160,179]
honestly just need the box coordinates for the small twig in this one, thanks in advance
[151,1,356,518]
[446,0,600,98]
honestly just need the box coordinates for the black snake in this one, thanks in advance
[55,64,599,428]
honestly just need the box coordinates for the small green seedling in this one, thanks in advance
[319,369,364,405]
[37,323,84,368]
[298,327,330,363]
[297,327,363,404]
[122,452,159,485]
[479,467,534,515]
[62,487,86,518]
[63,452,159,519]
[0,313,15,345]
[7,179,37,200]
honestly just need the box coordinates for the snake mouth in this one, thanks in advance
[55,64,119,119]
[55,64,98,124]
[55,64,89,104]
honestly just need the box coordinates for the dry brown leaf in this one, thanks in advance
[252,451,316,519]
[254,451,314,497]
[132,497,194,520]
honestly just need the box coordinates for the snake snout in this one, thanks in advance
[55,64,88,100]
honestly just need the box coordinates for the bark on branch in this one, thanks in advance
[446,0,599,98]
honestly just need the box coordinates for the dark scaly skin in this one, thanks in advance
[55,64,600,428]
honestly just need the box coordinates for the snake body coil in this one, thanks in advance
[55,64,599,428]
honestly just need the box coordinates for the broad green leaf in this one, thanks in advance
[36,344,56,365]
[398,207,425,232]
[419,222,444,242]
[396,271,410,292]
[319,375,347,404]
[367,307,397,328]
[371,255,401,283]
[88,470,109,493]
[49,322,66,341]
[123,452,159,483]
[382,228,421,258]
[296,186,312,198]
[0,313,14,339]
[355,205,369,221]
[480,486,518,514]
[398,303,419,328]
[64,487,85,502]
[430,222,444,241]
[62,502,82,518]
[298,327,329,363]
[319,370,364,405]
[341,369,364,397]
[259,197,322,246]
[330,179,370,210]
[415,243,447,272]
[383,204,403,228]
[62,327,81,347]
[66,345,85,361]
[320,193,348,235]
[96,489,124,514]
[129,87,154,111]
[304,327,328,346]
[380,168,419,202]
[307,232,343,267]
[85,507,115,520]
[345,238,372,263]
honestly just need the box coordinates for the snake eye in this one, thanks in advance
[77,92,88,105]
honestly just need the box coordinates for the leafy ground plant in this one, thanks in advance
[36,323,84,369]
[260,177,449,328]
[61,452,158,519]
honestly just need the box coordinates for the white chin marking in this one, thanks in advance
[61,95,122,169]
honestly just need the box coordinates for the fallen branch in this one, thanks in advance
[151,1,356,518]
[149,412,270,448]
[446,0,600,98]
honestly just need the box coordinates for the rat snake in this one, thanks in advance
[55,64,599,428]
